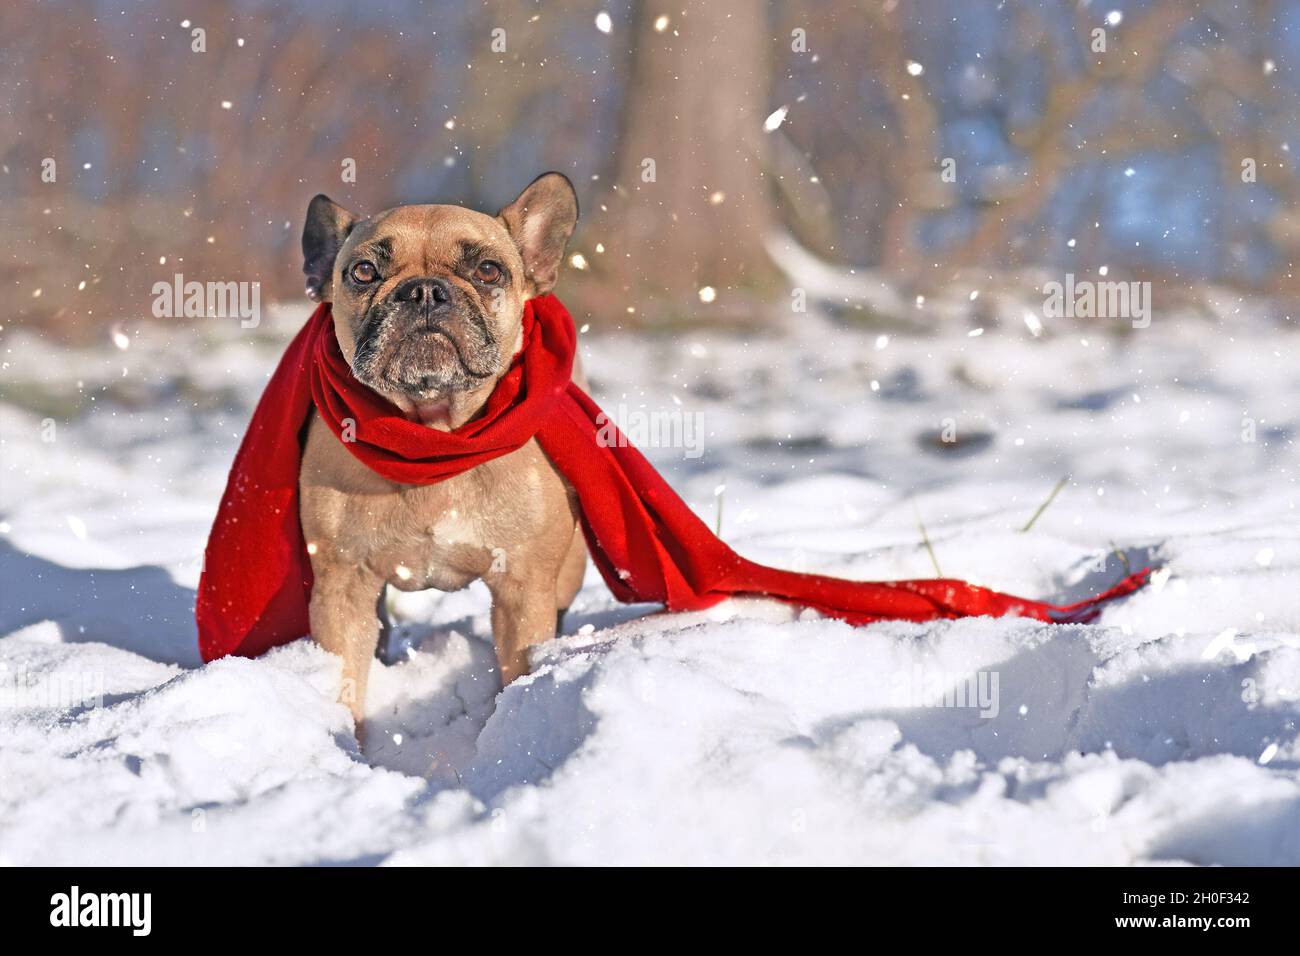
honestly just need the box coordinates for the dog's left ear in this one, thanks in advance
[302,194,359,303]
[498,172,579,297]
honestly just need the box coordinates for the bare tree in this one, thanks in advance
[593,1,782,320]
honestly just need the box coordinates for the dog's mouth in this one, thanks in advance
[350,294,501,398]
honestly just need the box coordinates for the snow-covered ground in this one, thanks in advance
[1,293,1297,865]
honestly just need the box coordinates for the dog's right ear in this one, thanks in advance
[302,194,359,302]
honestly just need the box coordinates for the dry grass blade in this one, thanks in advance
[1021,475,1070,533]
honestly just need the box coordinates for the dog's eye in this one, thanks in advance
[350,261,379,284]
[473,261,502,283]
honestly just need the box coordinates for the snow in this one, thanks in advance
[763,106,789,132]
[1,295,1297,865]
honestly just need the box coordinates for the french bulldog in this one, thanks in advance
[298,173,587,732]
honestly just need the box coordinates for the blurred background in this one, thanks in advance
[3,0,1298,339]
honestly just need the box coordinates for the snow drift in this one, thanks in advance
[1,298,1296,865]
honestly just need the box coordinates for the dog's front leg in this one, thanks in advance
[487,569,559,686]
[308,562,385,732]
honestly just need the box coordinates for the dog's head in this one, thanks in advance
[301,173,578,425]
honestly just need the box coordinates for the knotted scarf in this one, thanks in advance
[196,296,1149,661]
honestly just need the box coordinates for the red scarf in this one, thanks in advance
[196,297,1150,662]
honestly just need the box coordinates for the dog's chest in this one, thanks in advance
[300,415,568,593]
[367,474,511,591]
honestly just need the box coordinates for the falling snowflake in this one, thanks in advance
[763,106,788,132]
[595,12,612,34]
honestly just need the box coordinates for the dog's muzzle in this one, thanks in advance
[352,278,500,395]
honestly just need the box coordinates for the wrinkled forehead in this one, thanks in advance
[345,204,518,271]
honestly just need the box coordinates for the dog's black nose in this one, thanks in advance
[392,276,453,307]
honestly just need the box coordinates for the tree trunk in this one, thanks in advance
[598,0,780,320]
